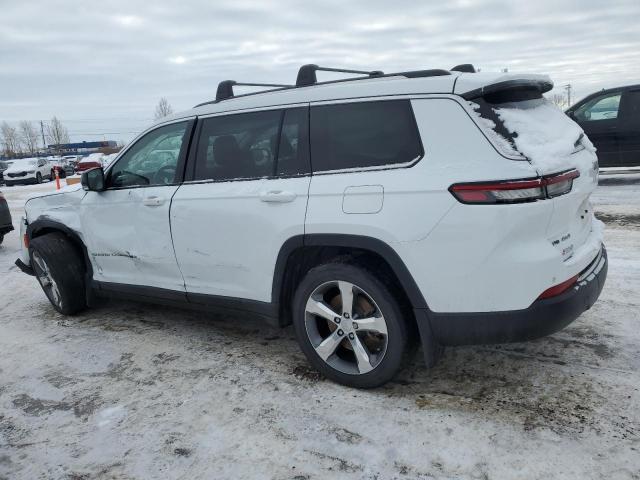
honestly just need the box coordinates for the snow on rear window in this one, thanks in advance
[467,102,521,158]
[495,98,595,171]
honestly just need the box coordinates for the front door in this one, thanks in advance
[618,88,640,167]
[81,119,194,293]
[572,90,622,167]
[171,106,311,303]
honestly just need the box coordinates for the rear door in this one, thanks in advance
[171,106,311,303]
[617,88,640,167]
[571,90,622,167]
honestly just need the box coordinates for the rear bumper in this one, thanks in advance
[416,245,608,346]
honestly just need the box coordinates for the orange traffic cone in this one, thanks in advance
[55,169,61,190]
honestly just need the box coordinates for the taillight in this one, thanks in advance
[537,274,578,299]
[450,178,544,204]
[23,234,30,248]
[545,169,580,197]
[450,169,580,205]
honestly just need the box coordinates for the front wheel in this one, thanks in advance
[36,172,42,184]
[292,262,412,388]
[29,232,87,315]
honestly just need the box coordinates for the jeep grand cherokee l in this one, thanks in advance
[15,64,607,388]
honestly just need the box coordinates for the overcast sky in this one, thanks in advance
[1,0,639,144]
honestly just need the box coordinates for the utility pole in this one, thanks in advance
[40,120,47,153]
[564,84,572,107]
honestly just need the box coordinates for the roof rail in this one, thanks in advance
[296,64,384,87]
[215,80,292,102]
[451,64,476,73]
[193,64,452,107]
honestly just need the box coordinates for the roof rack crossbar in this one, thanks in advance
[296,64,384,87]
[216,80,293,102]
[194,64,454,108]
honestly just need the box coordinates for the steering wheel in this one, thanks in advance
[153,164,177,185]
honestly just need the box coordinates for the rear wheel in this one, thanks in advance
[29,232,86,315]
[292,262,411,388]
[0,234,4,245]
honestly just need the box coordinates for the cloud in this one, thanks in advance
[0,0,639,143]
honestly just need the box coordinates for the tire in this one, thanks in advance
[36,172,42,184]
[292,262,412,388]
[29,232,86,315]
[0,234,4,245]
[4,181,12,187]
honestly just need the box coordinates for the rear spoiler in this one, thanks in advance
[461,78,554,101]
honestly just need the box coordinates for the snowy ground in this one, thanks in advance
[0,178,639,479]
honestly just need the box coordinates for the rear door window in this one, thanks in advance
[310,100,423,173]
[193,107,310,181]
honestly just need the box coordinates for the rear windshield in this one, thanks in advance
[469,88,592,171]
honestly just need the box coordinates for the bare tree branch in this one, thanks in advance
[20,120,40,154]
[154,97,173,121]
[1,121,21,157]
[46,117,70,152]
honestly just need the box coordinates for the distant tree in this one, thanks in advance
[1,121,21,157]
[549,93,568,108]
[154,97,173,120]
[20,120,40,154]
[46,117,70,152]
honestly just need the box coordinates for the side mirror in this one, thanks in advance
[81,167,105,192]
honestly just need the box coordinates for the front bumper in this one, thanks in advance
[416,245,608,347]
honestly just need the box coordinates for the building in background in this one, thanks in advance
[48,140,118,155]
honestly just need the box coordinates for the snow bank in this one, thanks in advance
[495,98,596,171]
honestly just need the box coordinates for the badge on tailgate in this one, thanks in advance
[551,232,574,261]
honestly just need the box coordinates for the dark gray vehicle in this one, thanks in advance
[0,160,14,185]
[567,84,640,168]
[0,190,13,245]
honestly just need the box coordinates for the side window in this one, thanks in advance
[193,108,309,181]
[619,90,640,123]
[194,110,280,181]
[574,92,621,122]
[310,100,422,173]
[107,121,188,188]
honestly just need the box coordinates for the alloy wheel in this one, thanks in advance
[32,251,62,309]
[304,280,389,375]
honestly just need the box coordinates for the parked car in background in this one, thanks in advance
[0,189,13,244]
[3,158,51,185]
[0,160,14,185]
[567,84,640,168]
[63,155,79,174]
[47,157,68,179]
[75,153,105,173]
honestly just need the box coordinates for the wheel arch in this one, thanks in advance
[273,234,428,327]
[27,219,95,305]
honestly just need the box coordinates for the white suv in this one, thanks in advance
[15,64,607,388]
[4,157,52,185]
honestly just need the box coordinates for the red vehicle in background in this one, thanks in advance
[75,153,105,173]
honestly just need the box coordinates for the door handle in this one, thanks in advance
[259,190,297,203]
[142,196,164,207]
